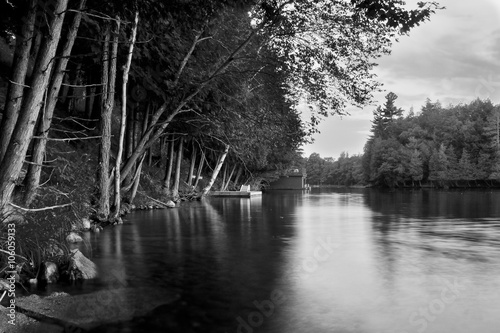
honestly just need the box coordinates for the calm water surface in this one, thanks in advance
[80,189,500,332]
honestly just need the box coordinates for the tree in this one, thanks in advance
[113,11,139,219]
[0,0,69,209]
[428,144,448,184]
[407,148,423,186]
[23,0,87,205]
[458,148,474,183]
[306,153,326,185]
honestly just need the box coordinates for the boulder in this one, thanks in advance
[165,200,176,208]
[0,279,10,290]
[81,217,92,230]
[66,232,83,243]
[42,262,59,283]
[70,249,97,279]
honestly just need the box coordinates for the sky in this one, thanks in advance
[301,0,500,159]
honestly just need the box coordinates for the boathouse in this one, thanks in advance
[268,169,307,190]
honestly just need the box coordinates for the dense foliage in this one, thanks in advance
[363,96,500,187]
[305,152,364,186]
[305,96,500,188]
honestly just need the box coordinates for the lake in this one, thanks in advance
[80,189,500,332]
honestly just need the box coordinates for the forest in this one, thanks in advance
[304,94,500,188]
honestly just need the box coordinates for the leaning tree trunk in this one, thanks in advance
[171,138,184,199]
[0,0,68,209]
[222,164,236,191]
[162,135,175,195]
[186,141,197,187]
[193,150,205,189]
[97,18,120,220]
[220,164,228,191]
[129,153,146,204]
[0,0,37,162]
[24,0,87,205]
[232,166,243,189]
[202,145,229,195]
[113,12,138,218]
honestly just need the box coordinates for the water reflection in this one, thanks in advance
[74,189,500,332]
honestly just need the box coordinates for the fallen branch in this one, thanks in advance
[138,192,173,208]
[32,135,103,141]
[9,202,72,212]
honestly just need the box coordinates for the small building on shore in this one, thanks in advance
[268,169,307,190]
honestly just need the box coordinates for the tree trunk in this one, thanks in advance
[233,166,243,188]
[220,164,228,191]
[0,0,37,162]
[162,135,175,195]
[222,164,236,191]
[113,12,138,218]
[23,0,87,205]
[186,141,197,187]
[126,105,135,159]
[193,150,205,189]
[86,86,96,119]
[129,153,146,204]
[202,145,229,195]
[97,18,120,220]
[171,138,184,199]
[0,0,68,209]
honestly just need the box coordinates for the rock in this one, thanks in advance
[66,232,83,243]
[46,291,69,299]
[165,200,176,208]
[81,217,92,230]
[70,249,97,279]
[131,204,136,210]
[42,262,59,283]
[90,224,102,233]
[0,279,11,290]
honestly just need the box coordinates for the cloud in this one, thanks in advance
[373,0,500,110]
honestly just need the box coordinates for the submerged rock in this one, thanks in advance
[70,249,97,279]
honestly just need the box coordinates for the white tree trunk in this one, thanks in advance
[113,12,139,218]
[171,138,184,199]
[202,145,229,195]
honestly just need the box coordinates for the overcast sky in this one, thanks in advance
[301,0,500,159]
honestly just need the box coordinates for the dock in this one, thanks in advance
[210,191,262,197]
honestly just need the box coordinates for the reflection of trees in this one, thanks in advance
[364,189,500,220]
[365,189,500,267]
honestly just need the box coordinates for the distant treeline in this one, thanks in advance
[305,95,500,188]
